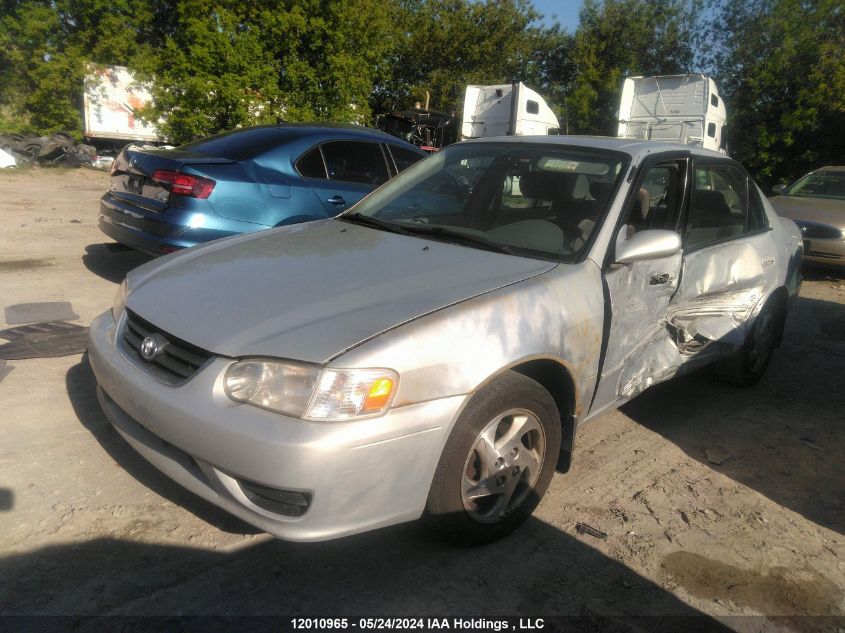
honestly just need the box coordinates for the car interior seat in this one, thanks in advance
[688,189,744,243]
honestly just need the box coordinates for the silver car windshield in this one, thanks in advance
[344,143,629,262]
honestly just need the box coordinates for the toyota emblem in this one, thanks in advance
[139,335,166,361]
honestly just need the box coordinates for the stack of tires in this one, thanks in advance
[0,132,97,167]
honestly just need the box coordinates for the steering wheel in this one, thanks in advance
[430,171,472,201]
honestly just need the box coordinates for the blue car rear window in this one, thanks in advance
[178,127,290,161]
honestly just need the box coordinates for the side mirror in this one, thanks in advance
[616,229,682,265]
[771,183,787,195]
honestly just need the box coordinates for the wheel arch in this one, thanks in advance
[508,358,577,474]
[760,285,789,347]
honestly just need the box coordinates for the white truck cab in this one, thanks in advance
[462,82,560,139]
[617,74,727,153]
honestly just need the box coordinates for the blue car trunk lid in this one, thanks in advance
[109,149,234,213]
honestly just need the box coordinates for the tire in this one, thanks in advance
[50,132,75,147]
[716,301,782,387]
[21,142,43,165]
[424,371,561,544]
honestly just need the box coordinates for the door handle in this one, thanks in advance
[761,256,776,267]
[649,273,672,285]
[327,195,346,206]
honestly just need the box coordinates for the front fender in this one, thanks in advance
[333,262,605,422]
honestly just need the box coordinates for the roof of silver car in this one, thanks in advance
[467,134,728,161]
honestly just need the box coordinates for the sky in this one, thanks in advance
[531,0,584,30]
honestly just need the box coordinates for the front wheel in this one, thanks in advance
[424,371,561,543]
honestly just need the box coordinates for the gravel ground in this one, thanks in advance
[0,168,842,630]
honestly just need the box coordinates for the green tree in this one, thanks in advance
[137,0,397,142]
[568,0,701,134]
[0,0,398,142]
[259,0,396,122]
[519,24,576,131]
[134,1,283,142]
[0,0,162,134]
[373,0,544,115]
[705,0,845,186]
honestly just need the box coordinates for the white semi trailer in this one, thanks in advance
[462,82,560,139]
[83,65,161,145]
[617,74,727,153]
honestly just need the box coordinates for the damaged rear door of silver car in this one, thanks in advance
[590,152,777,415]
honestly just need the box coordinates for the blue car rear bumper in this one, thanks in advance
[99,193,270,255]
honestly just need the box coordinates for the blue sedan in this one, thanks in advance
[98,124,426,255]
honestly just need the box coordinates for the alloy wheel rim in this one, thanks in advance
[461,408,546,524]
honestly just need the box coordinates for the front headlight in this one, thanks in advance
[112,279,128,321]
[224,360,398,422]
[306,367,398,420]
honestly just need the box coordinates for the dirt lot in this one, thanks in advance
[0,168,842,629]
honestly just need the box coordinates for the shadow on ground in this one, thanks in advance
[65,355,258,535]
[0,488,12,511]
[622,295,845,534]
[82,243,152,284]
[801,265,845,283]
[0,519,735,626]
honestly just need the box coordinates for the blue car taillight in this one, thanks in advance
[152,169,216,199]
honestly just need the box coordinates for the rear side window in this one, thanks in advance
[322,141,389,185]
[388,145,424,173]
[685,164,748,249]
[526,100,539,115]
[296,147,327,179]
[178,127,288,161]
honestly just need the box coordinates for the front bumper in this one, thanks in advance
[88,310,466,541]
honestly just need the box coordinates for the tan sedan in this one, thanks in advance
[770,166,845,268]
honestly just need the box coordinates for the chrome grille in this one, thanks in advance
[122,309,212,384]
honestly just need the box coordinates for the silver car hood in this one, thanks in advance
[125,219,557,362]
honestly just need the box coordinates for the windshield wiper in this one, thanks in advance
[396,224,518,256]
[340,212,414,236]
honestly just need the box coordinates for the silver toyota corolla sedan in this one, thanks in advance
[88,137,803,543]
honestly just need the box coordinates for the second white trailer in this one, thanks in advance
[617,74,727,153]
